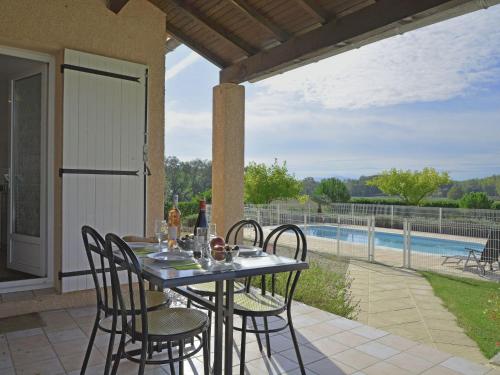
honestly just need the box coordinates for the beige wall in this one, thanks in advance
[0,0,167,291]
[0,80,8,173]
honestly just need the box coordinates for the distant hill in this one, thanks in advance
[302,175,500,199]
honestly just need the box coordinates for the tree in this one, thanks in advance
[244,160,302,204]
[314,178,351,203]
[164,156,212,204]
[301,177,319,196]
[367,168,451,206]
[458,192,492,209]
[447,185,464,200]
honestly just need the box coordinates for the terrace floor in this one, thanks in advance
[0,300,498,375]
[347,260,487,364]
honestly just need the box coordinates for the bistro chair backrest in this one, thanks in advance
[105,233,148,338]
[261,224,307,307]
[81,225,112,312]
[225,219,264,247]
[483,229,500,263]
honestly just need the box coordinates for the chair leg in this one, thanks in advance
[208,296,213,356]
[167,342,176,375]
[202,331,210,375]
[104,313,118,375]
[179,340,184,375]
[138,339,148,375]
[80,312,100,375]
[111,333,126,375]
[263,317,271,358]
[288,313,305,375]
[240,317,247,375]
[250,316,262,352]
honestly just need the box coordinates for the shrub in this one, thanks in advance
[492,201,500,210]
[459,192,493,209]
[421,199,459,208]
[349,197,406,205]
[181,213,198,233]
[178,201,199,216]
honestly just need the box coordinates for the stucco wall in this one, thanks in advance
[0,0,167,291]
[0,80,8,173]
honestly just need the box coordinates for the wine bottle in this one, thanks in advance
[168,195,181,248]
[193,199,208,235]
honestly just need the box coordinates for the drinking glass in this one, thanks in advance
[209,223,217,238]
[154,219,167,249]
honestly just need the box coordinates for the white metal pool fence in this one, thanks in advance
[238,204,500,280]
[250,202,500,229]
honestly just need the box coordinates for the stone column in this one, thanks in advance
[211,83,245,237]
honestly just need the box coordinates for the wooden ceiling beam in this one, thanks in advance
[107,0,130,13]
[227,0,290,42]
[165,23,228,68]
[220,0,465,83]
[292,0,330,24]
[165,0,258,56]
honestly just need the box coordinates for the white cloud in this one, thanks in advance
[165,52,201,81]
[256,6,500,110]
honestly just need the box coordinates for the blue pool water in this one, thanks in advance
[302,225,483,255]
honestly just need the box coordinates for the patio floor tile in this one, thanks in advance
[440,356,492,375]
[360,361,414,375]
[280,345,325,364]
[375,334,418,351]
[307,357,357,374]
[329,331,372,347]
[331,348,380,370]
[404,344,452,364]
[355,341,400,359]
[386,352,435,374]
[306,337,350,357]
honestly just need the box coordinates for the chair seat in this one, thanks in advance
[187,281,246,296]
[233,292,286,316]
[106,290,167,312]
[130,308,209,340]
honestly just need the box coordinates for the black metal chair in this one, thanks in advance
[233,224,307,375]
[186,219,265,352]
[105,233,210,375]
[80,226,168,375]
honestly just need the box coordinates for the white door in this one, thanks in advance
[61,49,147,292]
[8,67,48,277]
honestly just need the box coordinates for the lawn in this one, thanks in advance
[421,271,500,359]
[251,248,359,319]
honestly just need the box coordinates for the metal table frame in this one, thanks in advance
[141,255,308,375]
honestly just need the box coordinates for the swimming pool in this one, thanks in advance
[302,225,483,256]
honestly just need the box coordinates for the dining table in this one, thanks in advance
[138,249,309,375]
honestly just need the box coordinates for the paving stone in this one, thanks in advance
[440,356,491,375]
[308,357,357,374]
[332,349,380,370]
[329,331,372,347]
[386,352,435,374]
[375,334,418,351]
[355,341,400,359]
[351,325,388,340]
[405,344,452,364]
[361,361,414,375]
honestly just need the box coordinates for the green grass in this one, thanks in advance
[421,271,500,359]
[251,248,359,319]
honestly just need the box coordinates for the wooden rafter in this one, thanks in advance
[220,0,464,83]
[227,0,290,42]
[164,0,258,56]
[107,0,130,13]
[165,23,228,68]
[292,0,330,24]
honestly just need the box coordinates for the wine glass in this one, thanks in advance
[154,219,167,249]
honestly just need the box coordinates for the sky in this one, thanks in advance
[165,5,500,181]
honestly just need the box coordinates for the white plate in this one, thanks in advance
[126,242,158,249]
[237,246,265,257]
[147,251,193,262]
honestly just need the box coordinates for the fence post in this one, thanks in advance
[391,205,394,228]
[369,215,375,262]
[304,212,307,229]
[277,203,281,225]
[257,207,261,225]
[403,219,408,267]
[336,215,341,257]
[407,221,412,268]
[439,207,442,234]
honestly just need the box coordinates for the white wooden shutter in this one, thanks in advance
[62,49,147,292]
